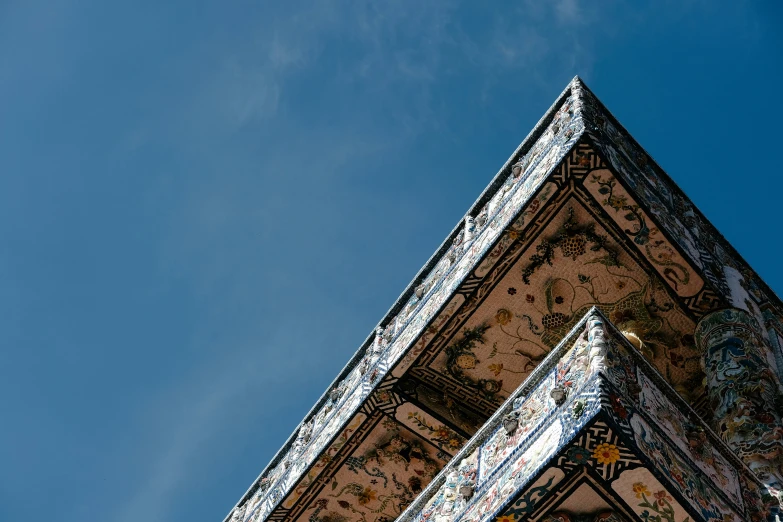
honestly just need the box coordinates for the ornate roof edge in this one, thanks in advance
[396,307,599,522]
[577,81,783,315]
[222,77,585,521]
[397,307,765,522]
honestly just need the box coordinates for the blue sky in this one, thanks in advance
[1,1,781,521]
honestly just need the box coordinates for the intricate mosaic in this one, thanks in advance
[400,310,769,522]
[297,416,447,522]
[695,308,783,507]
[403,312,608,522]
[629,413,739,521]
[407,196,703,418]
[637,372,740,505]
[224,77,783,522]
[583,170,703,299]
[579,80,783,337]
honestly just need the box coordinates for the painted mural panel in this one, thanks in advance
[637,372,741,505]
[395,403,467,460]
[293,415,450,522]
[583,168,704,299]
[283,414,367,509]
[461,419,563,522]
[612,468,692,522]
[630,413,742,522]
[419,200,699,410]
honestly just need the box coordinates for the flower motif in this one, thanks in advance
[566,446,592,464]
[507,287,517,295]
[495,308,513,326]
[508,230,520,240]
[357,487,377,505]
[525,294,535,303]
[448,438,463,450]
[375,390,392,403]
[633,482,651,498]
[456,354,477,369]
[672,471,686,489]
[496,516,516,522]
[593,443,621,465]
[554,295,564,304]
[481,379,502,393]
[528,198,540,212]
[488,363,504,376]
[607,194,627,211]
[610,394,628,419]
[436,427,451,439]
[653,490,672,506]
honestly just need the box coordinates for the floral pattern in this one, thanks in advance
[566,446,591,465]
[630,414,741,521]
[402,309,762,522]
[631,482,689,522]
[592,443,620,465]
[227,78,780,522]
[420,200,702,418]
[306,416,447,522]
[638,372,741,505]
[405,411,465,455]
[585,171,704,300]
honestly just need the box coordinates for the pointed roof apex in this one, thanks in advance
[567,75,588,105]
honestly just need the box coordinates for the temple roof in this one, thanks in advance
[398,309,768,522]
[223,77,783,522]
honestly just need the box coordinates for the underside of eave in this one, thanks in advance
[577,81,783,315]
